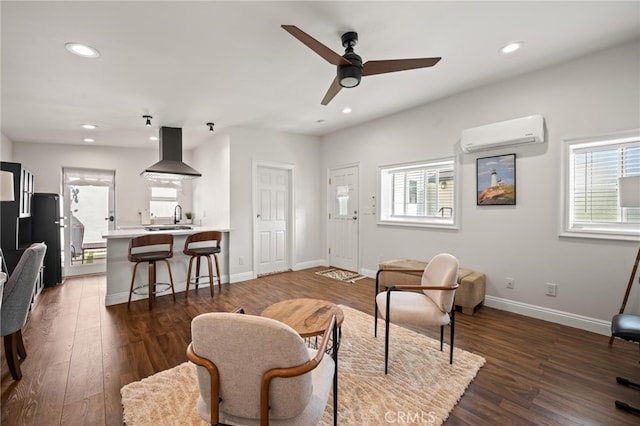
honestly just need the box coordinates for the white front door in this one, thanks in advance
[328,165,359,272]
[255,165,290,276]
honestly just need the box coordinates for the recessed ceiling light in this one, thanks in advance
[342,107,352,114]
[81,124,97,130]
[65,42,100,58]
[83,138,95,143]
[149,136,158,141]
[500,42,523,54]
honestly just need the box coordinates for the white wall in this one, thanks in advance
[321,39,640,332]
[191,132,231,228]
[12,142,194,227]
[1,133,13,162]
[227,127,323,282]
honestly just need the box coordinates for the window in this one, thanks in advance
[378,157,457,228]
[149,183,181,219]
[562,129,640,240]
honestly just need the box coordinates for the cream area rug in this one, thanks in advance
[315,268,366,283]
[121,306,485,425]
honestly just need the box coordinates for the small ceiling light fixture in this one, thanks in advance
[81,124,97,130]
[500,41,523,54]
[143,115,152,127]
[149,136,158,141]
[342,107,352,114]
[65,42,100,58]
[206,122,215,133]
[83,138,95,143]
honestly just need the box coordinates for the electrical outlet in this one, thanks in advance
[506,277,515,289]
[546,283,557,297]
[239,256,245,265]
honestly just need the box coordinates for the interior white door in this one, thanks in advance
[256,166,290,276]
[328,165,359,272]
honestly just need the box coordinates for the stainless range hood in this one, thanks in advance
[141,126,201,179]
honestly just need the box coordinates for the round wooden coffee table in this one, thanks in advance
[261,298,344,338]
[262,297,343,425]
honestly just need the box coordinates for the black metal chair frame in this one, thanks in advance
[611,313,640,415]
[374,268,458,374]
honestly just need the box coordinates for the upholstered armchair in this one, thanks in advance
[375,253,459,373]
[1,242,47,380]
[186,310,336,426]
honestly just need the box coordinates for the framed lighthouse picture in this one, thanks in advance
[476,153,516,205]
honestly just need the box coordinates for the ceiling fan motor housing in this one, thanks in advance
[339,31,362,88]
[338,46,363,88]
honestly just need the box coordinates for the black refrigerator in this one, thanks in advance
[32,193,63,287]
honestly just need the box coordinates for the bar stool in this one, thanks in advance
[183,231,222,298]
[127,234,176,310]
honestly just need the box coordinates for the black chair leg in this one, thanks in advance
[384,314,390,375]
[617,376,640,390]
[450,307,455,364]
[4,331,25,380]
[616,400,640,415]
[440,325,444,351]
[615,376,640,415]
[374,303,378,337]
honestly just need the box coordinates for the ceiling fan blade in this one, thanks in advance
[362,57,441,76]
[282,25,352,66]
[321,77,342,105]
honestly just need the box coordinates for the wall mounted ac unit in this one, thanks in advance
[461,115,545,153]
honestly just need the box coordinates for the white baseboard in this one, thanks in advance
[230,271,254,283]
[360,267,378,278]
[293,259,326,270]
[484,295,611,336]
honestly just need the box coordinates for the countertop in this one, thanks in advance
[102,225,230,239]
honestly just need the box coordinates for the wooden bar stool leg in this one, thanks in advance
[213,252,221,288]
[206,255,214,297]
[128,262,140,308]
[148,261,155,311]
[165,259,176,302]
[195,256,201,290]
[185,255,194,298]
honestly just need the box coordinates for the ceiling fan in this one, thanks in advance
[282,25,441,105]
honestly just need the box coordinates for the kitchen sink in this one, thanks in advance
[144,225,193,231]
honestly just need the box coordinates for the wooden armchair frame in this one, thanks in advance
[375,268,459,373]
[186,307,336,426]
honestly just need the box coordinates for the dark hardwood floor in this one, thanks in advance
[2,268,639,425]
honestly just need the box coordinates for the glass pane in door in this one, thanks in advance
[63,168,115,276]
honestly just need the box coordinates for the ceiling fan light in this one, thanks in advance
[340,76,360,88]
[338,65,362,88]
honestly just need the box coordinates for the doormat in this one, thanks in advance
[315,268,366,283]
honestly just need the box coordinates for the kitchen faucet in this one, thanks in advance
[174,204,182,224]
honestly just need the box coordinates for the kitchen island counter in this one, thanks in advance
[103,226,229,306]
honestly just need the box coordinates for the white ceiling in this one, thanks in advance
[2,1,639,150]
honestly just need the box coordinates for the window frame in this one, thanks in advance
[147,181,182,221]
[560,128,640,241]
[377,156,459,229]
